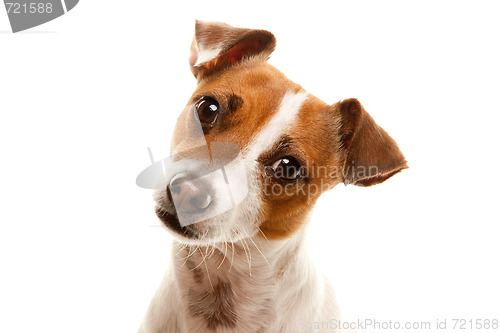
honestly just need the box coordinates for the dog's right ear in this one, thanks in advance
[189,20,276,80]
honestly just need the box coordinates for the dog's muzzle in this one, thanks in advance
[137,142,249,233]
[168,173,212,214]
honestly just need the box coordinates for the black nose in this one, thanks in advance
[168,174,212,214]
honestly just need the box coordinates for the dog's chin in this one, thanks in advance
[155,206,225,244]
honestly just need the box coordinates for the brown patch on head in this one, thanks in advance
[173,20,289,155]
[171,61,302,155]
[188,281,237,330]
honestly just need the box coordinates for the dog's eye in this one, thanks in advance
[195,96,219,125]
[271,156,302,180]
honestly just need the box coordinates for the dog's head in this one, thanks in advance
[154,21,407,244]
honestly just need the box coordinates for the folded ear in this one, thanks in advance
[336,98,408,186]
[189,20,276,80]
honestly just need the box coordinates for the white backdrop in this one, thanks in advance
[1,1,499,332]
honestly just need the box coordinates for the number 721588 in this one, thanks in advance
[5,2,53,14]
[452,319,498,330]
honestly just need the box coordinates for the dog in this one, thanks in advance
[138,20,407,333]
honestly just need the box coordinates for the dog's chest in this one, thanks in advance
[175,246,279,332]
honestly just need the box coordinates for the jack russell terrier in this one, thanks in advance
[138,20,407,333]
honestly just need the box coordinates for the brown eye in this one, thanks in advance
[271,156,302,180]
[195,96,219,125]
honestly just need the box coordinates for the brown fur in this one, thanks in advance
[337,98,408,186]
[187,281,238,330]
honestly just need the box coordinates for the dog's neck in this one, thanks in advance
[172,228,331,332]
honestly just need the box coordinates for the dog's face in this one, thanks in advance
[154,21,407,244]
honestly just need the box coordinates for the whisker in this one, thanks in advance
[175,243,188,257]
[180,245,196,268]
[208,239,217,258]
[257,227,271,245]
[239,233,252,277]
[217,241,228,269]
[203,253,215,292]
[189,247,205,272]
[248,236,270,268]
[229,242,235,273]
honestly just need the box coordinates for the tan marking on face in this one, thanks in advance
[171,61,303,154]
[257,97,344,240]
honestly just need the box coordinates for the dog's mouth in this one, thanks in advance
[154,205,200,239]
[155,204,225,242]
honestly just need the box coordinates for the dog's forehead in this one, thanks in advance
[194,62,296,100]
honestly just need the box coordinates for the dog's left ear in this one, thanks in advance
[336,98,408,186]
[189,20,276,80]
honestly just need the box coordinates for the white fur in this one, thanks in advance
[245,90,309,162]
[139,229,346,333]
[195,44,223,67]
